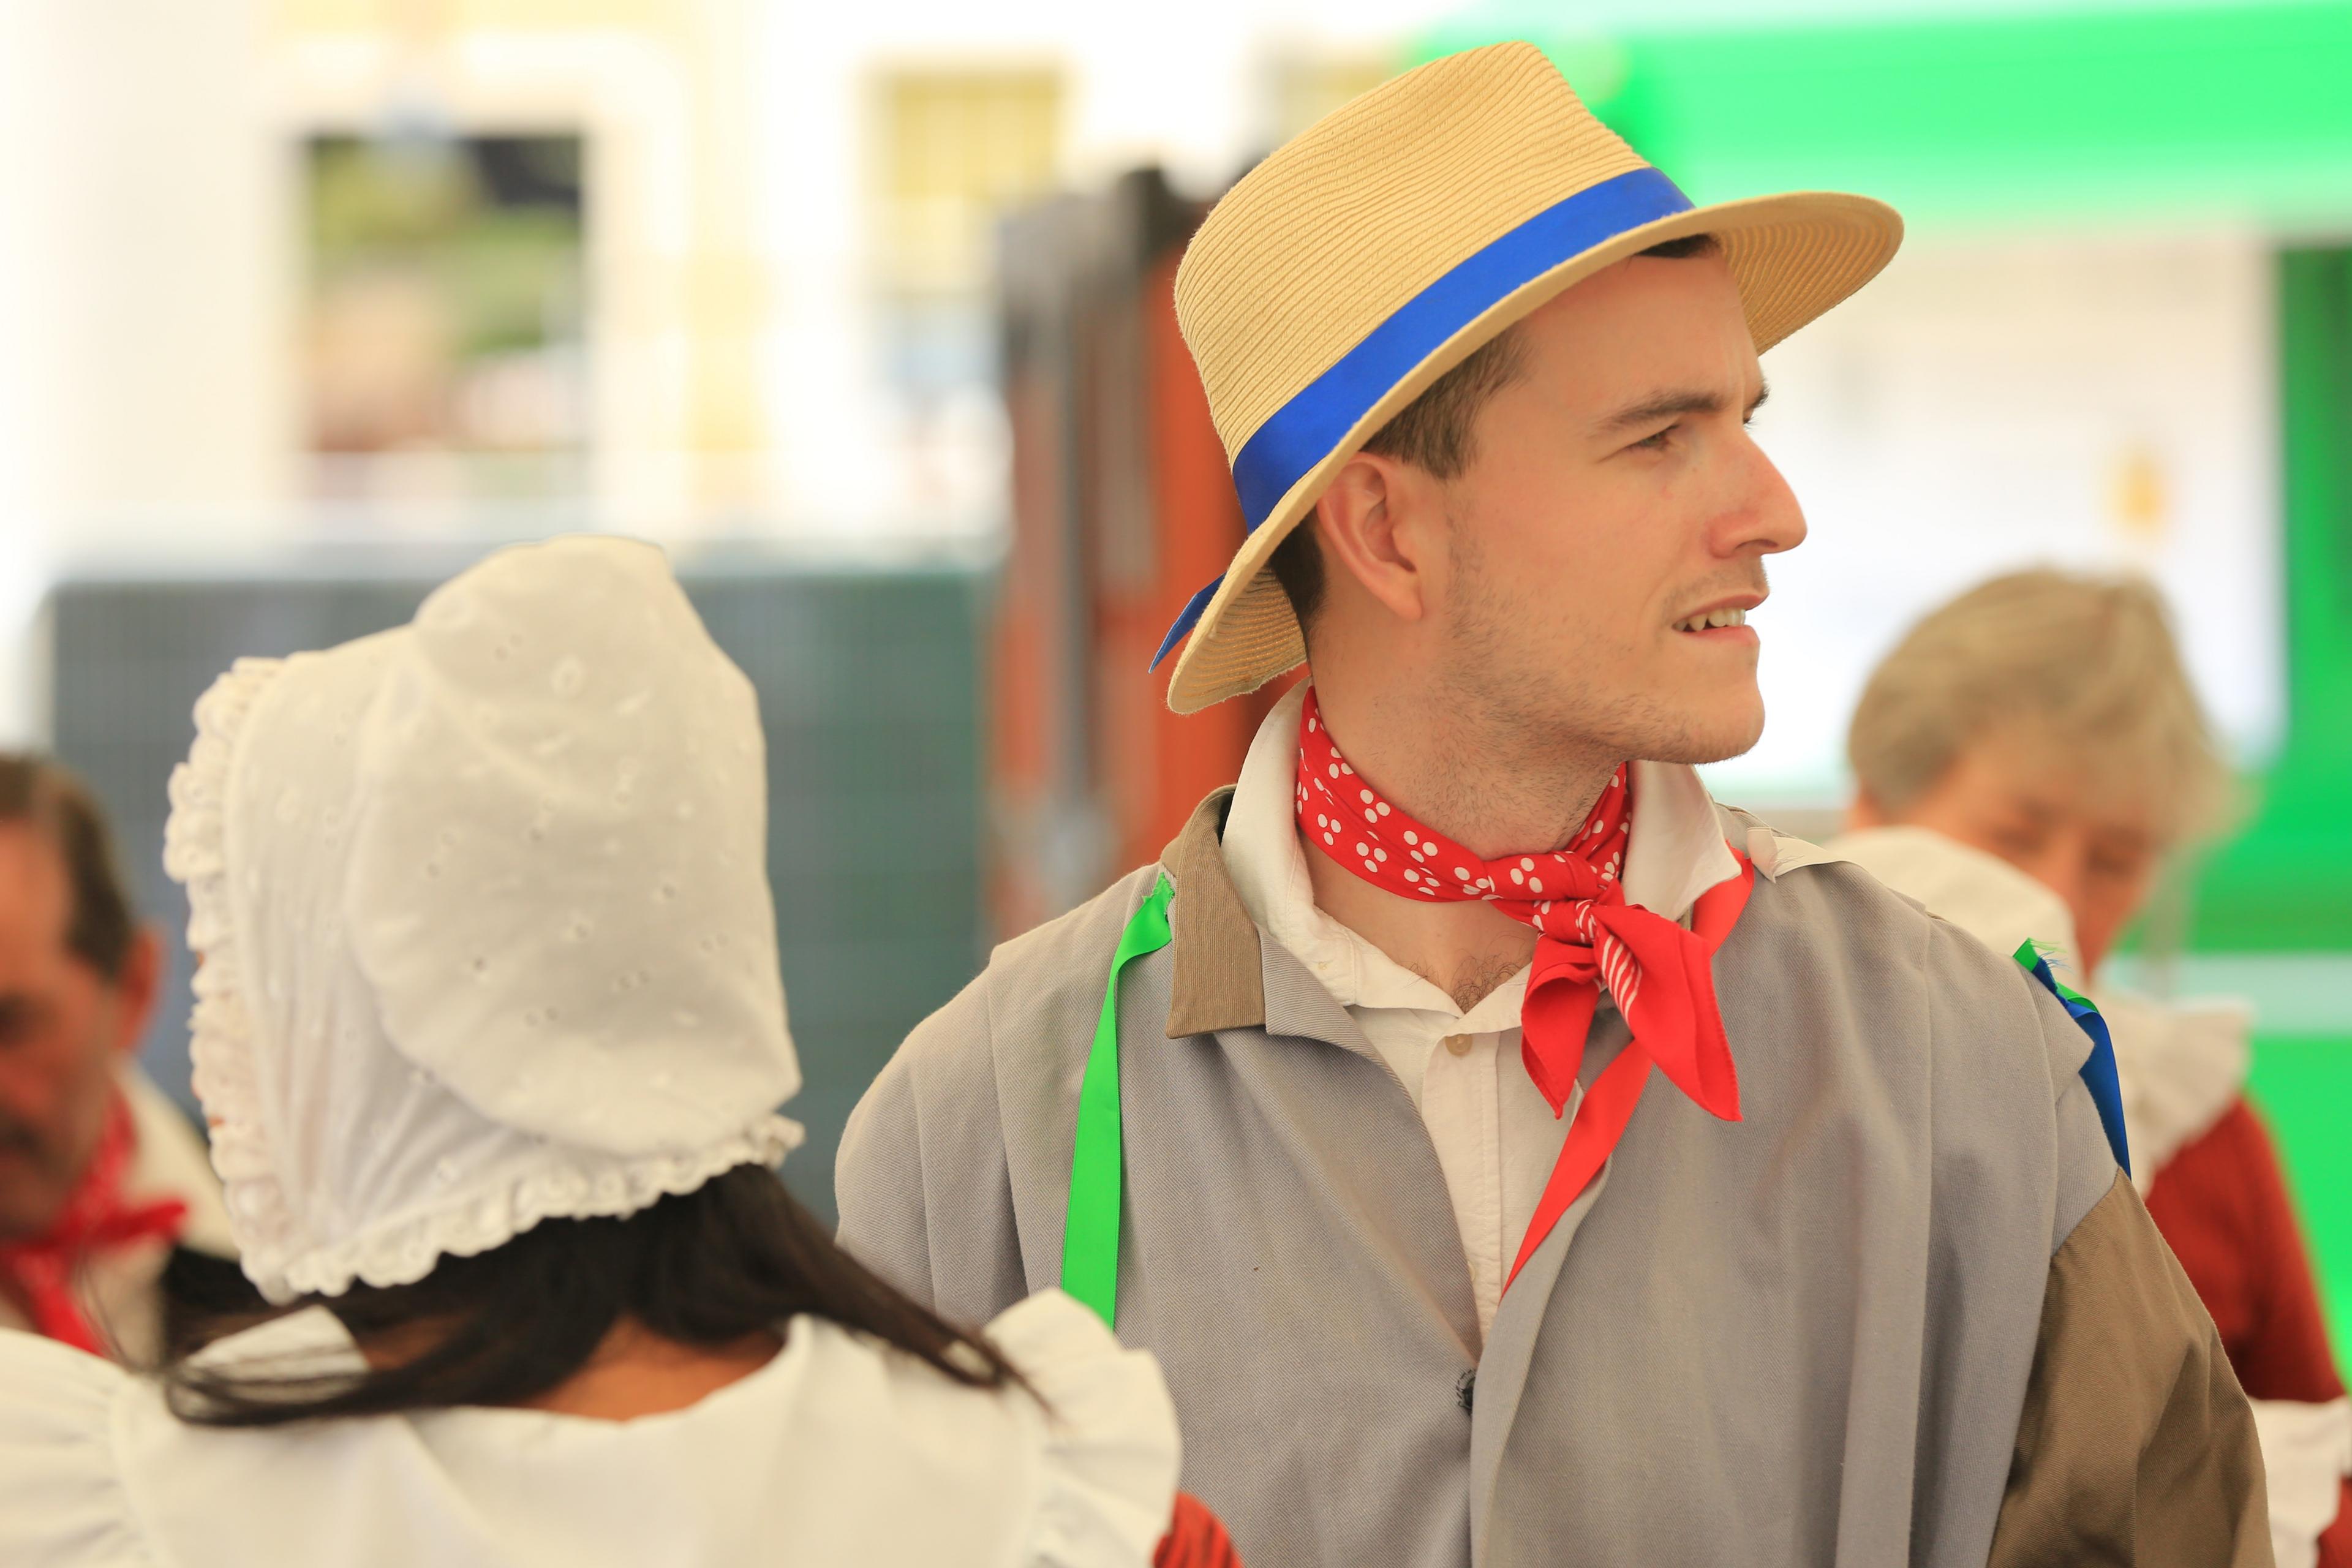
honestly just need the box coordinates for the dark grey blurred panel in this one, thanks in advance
[47,559,986,1226]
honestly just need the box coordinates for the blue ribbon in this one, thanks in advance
[1152,165,1695,671]
[2013,942,2132,1177]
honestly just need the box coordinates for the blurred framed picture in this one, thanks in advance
[302,132,587,505]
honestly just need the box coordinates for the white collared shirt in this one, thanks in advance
[1221,682,1743,1338]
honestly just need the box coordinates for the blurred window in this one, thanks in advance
[303,133,589,504]
[871,68,1063,522]
[875,69,1063,301]
[1698,232,2283,811]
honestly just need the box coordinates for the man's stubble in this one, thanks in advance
[1430,514,1762,811]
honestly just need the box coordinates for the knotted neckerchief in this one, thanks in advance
[1296,689,1753,1285]
[0,1094,187,1355]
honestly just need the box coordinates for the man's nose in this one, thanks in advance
[1710,437,1807,559]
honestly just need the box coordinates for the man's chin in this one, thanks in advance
[1632,706,1765,768]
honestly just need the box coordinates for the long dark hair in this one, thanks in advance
[165,1164,1025,1426]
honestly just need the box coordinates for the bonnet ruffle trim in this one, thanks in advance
[163,657,805,1305]
[165,657,301,1300]
[263,1117,804,1304]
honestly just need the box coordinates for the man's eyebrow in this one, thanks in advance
[1594,380,1771,435]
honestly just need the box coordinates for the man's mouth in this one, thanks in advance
[1672,606,1750,633]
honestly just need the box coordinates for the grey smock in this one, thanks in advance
[840,793,2268,1567]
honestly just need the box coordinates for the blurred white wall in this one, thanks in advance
[1706,225,2283,805]
[0,1,290,543]
[0,0,290,741]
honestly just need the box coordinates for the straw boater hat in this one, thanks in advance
[1152,40,1904,714]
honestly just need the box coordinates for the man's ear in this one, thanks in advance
[1310,450,1444,624]
[108,928,162,1059]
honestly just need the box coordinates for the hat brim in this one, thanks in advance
[1163,189,1903,714]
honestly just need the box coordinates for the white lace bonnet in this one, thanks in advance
[163,537,804,1305]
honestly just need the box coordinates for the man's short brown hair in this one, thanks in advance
[0,754,138,979]
[1267,232,1722,632]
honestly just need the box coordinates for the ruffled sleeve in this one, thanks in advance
[0,1331,152,1566]
[988,1290,1183,1567]
[2252,1396,2352,1568]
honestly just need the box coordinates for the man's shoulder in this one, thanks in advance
[1733,815,2117,1233]
[1733,819,1939,959]
[1733,823,2087,1088]
[882,862,1169,1090]
[839,863,1174,1281]
[1732,815,2039,990]
[982,862,1169,998]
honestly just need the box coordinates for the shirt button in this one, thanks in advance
[1443,1033,1472,1057]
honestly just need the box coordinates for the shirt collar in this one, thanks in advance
[1621,759,1746,926]
[1218,682,1743,1024]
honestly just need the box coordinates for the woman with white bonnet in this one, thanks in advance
[1833,567,2350,1568]
[0,537,1229,1567]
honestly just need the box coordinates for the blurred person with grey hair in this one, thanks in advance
[0,755,247,1363]
[1834,567,2351,1568]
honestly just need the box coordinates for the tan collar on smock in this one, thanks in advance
[1159,682,1744,1039]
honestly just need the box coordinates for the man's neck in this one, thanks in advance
[1302,834,1539,1009]
[1311,683,1621,860]
[1300,682,1627,1011]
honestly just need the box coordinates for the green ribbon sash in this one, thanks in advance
[1061,873,1175,1327]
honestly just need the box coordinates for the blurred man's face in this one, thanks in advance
[0,824,152,1240]
[1877,731,2163,974]
[1431,252,1807,767]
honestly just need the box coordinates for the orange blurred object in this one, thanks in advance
[990,170,1291,937]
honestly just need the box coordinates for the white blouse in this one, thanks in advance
[0,1288,1179,1568]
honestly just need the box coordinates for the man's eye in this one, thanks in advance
[1632,426,1676,452]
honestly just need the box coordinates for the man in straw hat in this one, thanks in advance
[840,41,2266,1567]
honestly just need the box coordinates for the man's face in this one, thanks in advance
[0,825,146,1240]
[1431,251,1805,765]
[1880,732,2163,974]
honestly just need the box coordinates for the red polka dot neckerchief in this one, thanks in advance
[1295,688,1754,1287]
[0,1093,189,1357]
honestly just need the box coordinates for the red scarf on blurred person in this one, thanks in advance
[1295,690,1752,1284]
[0,1094,187,1356]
